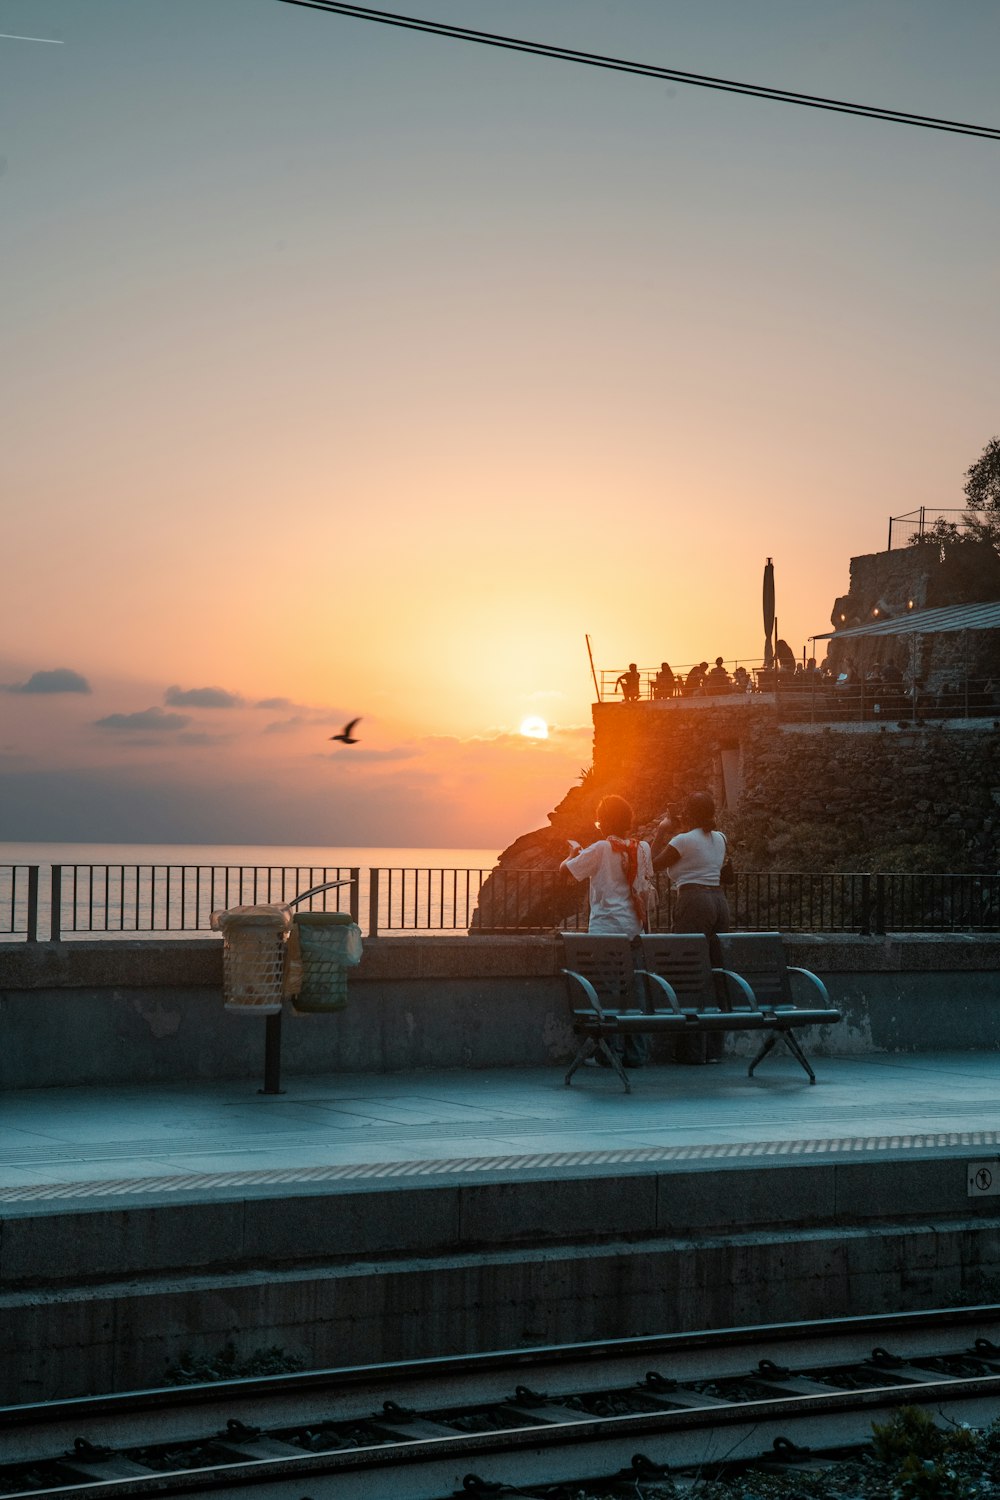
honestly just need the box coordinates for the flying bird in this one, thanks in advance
[329,717,361,744]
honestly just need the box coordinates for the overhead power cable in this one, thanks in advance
[278,0,1000,142]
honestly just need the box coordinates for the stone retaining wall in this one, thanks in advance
[6,1156,999,1400]
[2,934,1000,1089]
[587,700,1000,871]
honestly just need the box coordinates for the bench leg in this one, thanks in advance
[778,1028,817,1084]
[565,1036,595,1085]
[598,1038,631,1093]
[747,1033,779,1078]
[564,1035,631,1092]
[749,1029,816,1084]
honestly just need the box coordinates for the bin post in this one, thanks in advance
[349,868,360,926]
[368,867,380,938]
[260,1011,284,1095]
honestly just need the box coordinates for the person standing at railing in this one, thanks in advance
[653,790,732,1064]
[653,791,732,958]
[561,794,655,1067]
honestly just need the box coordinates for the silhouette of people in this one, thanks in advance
[733,666,751,692]
[652,662,675,700]
[705,656,731,694]
[774,638,796,673]
[684,662,709,696]
[615,662,641,702]
[835,657,858,689]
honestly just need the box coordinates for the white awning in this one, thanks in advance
[814,600,1000,641]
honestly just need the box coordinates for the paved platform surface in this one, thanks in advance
[2,1051,999,1211]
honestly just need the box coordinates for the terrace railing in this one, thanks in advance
[0,863,358,943]
[365,865,588,936]
[3,864,1000,941]
[594,671,1000,725]
[1,865,39,942]
[886,506,969,550]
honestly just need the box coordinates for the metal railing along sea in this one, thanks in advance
[2,863,1000,941]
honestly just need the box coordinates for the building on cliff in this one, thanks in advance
[473,541,1000,931]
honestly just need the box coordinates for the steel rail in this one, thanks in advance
[5,1303,1000,1427]
[6,1310,1000,1498]
[5,1371,1000,1499]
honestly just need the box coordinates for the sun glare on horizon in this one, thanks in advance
[519,716,549,739]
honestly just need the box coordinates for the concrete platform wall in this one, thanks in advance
[2,935,1000,1089]
[5,1156,1000,1401]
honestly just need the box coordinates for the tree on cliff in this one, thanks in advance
[908,435,1000,579]
[964,434,1000,513]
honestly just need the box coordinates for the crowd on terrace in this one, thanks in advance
[611,653,1000,717]
[614,644,817,701]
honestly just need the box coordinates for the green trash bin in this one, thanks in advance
[290,911,363,1013]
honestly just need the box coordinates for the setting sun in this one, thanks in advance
[520,716,549,740]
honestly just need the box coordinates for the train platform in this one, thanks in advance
[5,1050,1000,1402]
[2,1049,999,1210]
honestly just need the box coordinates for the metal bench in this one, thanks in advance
[637,931,767,1037]
[716,931,842,1084]
[561,932,842,1091]
[560,933,687,1093]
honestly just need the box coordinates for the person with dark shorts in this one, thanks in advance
[654,790,732,1062]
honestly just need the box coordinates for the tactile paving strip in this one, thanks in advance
[1,1129,997,1202]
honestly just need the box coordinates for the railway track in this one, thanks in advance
[4,1306,1000,1498]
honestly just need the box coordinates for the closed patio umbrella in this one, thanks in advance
[763,557,775,668]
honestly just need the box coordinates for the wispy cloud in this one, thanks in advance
[165,685,245,709]
[95,707,191,732]
[5,668,91,695]
[324,746,420,764]
[177,730,231,746]
[263,715,310,735]
[265,709,361,734]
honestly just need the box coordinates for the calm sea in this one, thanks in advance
[0,843,501,941]
[0,842,499,871]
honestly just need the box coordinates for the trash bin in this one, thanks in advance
[289,911,363,1013]
[211,904,290,1015]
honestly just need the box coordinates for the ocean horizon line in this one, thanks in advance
[0,839,502,868]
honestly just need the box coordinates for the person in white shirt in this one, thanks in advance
[653,790,732,1065]
[560,794,654,939]
[653,790,731,961]
[561,795,654,1066]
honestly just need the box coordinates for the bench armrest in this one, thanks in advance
[635,969,682,1014]
[786,966,832,1006]
[560,967,609,1018]
[711,966,760,1011]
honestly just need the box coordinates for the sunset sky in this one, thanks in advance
[3,0,999,847]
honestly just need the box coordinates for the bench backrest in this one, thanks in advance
[641,933,765,1013]
[716,932,791,1007]
[638,933,716,1007]
[560,933,635,1007]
